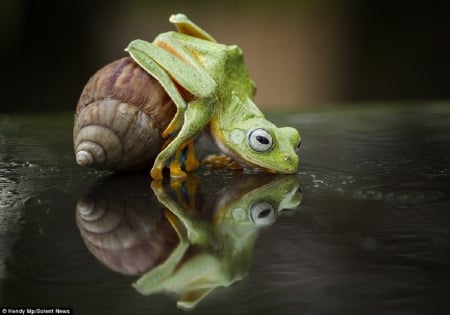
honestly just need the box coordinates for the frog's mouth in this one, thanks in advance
[211,135,295,174]
[243,159,295,174]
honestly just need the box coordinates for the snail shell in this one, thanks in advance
[73,57,176,171]
[76,173,178,275]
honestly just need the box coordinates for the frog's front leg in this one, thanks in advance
[166,140,199,179]
[134,210,190,294]
[126,39,217,178]
[152,98,214,180]
[151,179,216,246]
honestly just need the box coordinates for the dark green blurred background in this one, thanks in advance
[1,0,449,111]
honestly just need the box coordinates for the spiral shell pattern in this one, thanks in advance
[73,57,176,171]
[76,174,178,275]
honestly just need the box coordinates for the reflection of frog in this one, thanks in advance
[126,14,301,179]
[134,175,302,310]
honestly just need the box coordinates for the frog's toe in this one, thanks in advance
[150,179,164,191]
[170,169,188,179]
[150,167,164,180]
[185,142,200,171]
[169,161,188,179]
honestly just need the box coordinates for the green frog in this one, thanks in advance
[133,175,302,309]
[126,14,301,179]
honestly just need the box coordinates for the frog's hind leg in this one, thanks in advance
[165,139,199,179]
[152,99,214,180]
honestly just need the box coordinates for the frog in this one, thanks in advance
[125,13,301,180]
[133,175,302,309]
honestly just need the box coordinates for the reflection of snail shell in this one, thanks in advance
[76,174,178,275]
[73,57,177,171]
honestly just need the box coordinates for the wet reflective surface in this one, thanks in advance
[75,174,300,310]
[1,104,450,314]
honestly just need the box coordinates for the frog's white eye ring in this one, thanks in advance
[248,128,273,152]
[249,201,276,226]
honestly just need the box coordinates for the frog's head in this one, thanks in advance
[225,121,300,173]
[213,94,301,174]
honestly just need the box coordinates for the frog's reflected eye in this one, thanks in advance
[248,128,273,152]
[249,201,276,226]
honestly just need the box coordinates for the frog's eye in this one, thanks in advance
[248,128,273,152]
[249,201,276,226]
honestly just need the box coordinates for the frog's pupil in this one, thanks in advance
[256,135,269,144]
[258,208,272,218]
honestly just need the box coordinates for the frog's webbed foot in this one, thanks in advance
[203,154,243,170]
[158,140,200,180]
[168,149,188,179]
[151,138,190,180]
